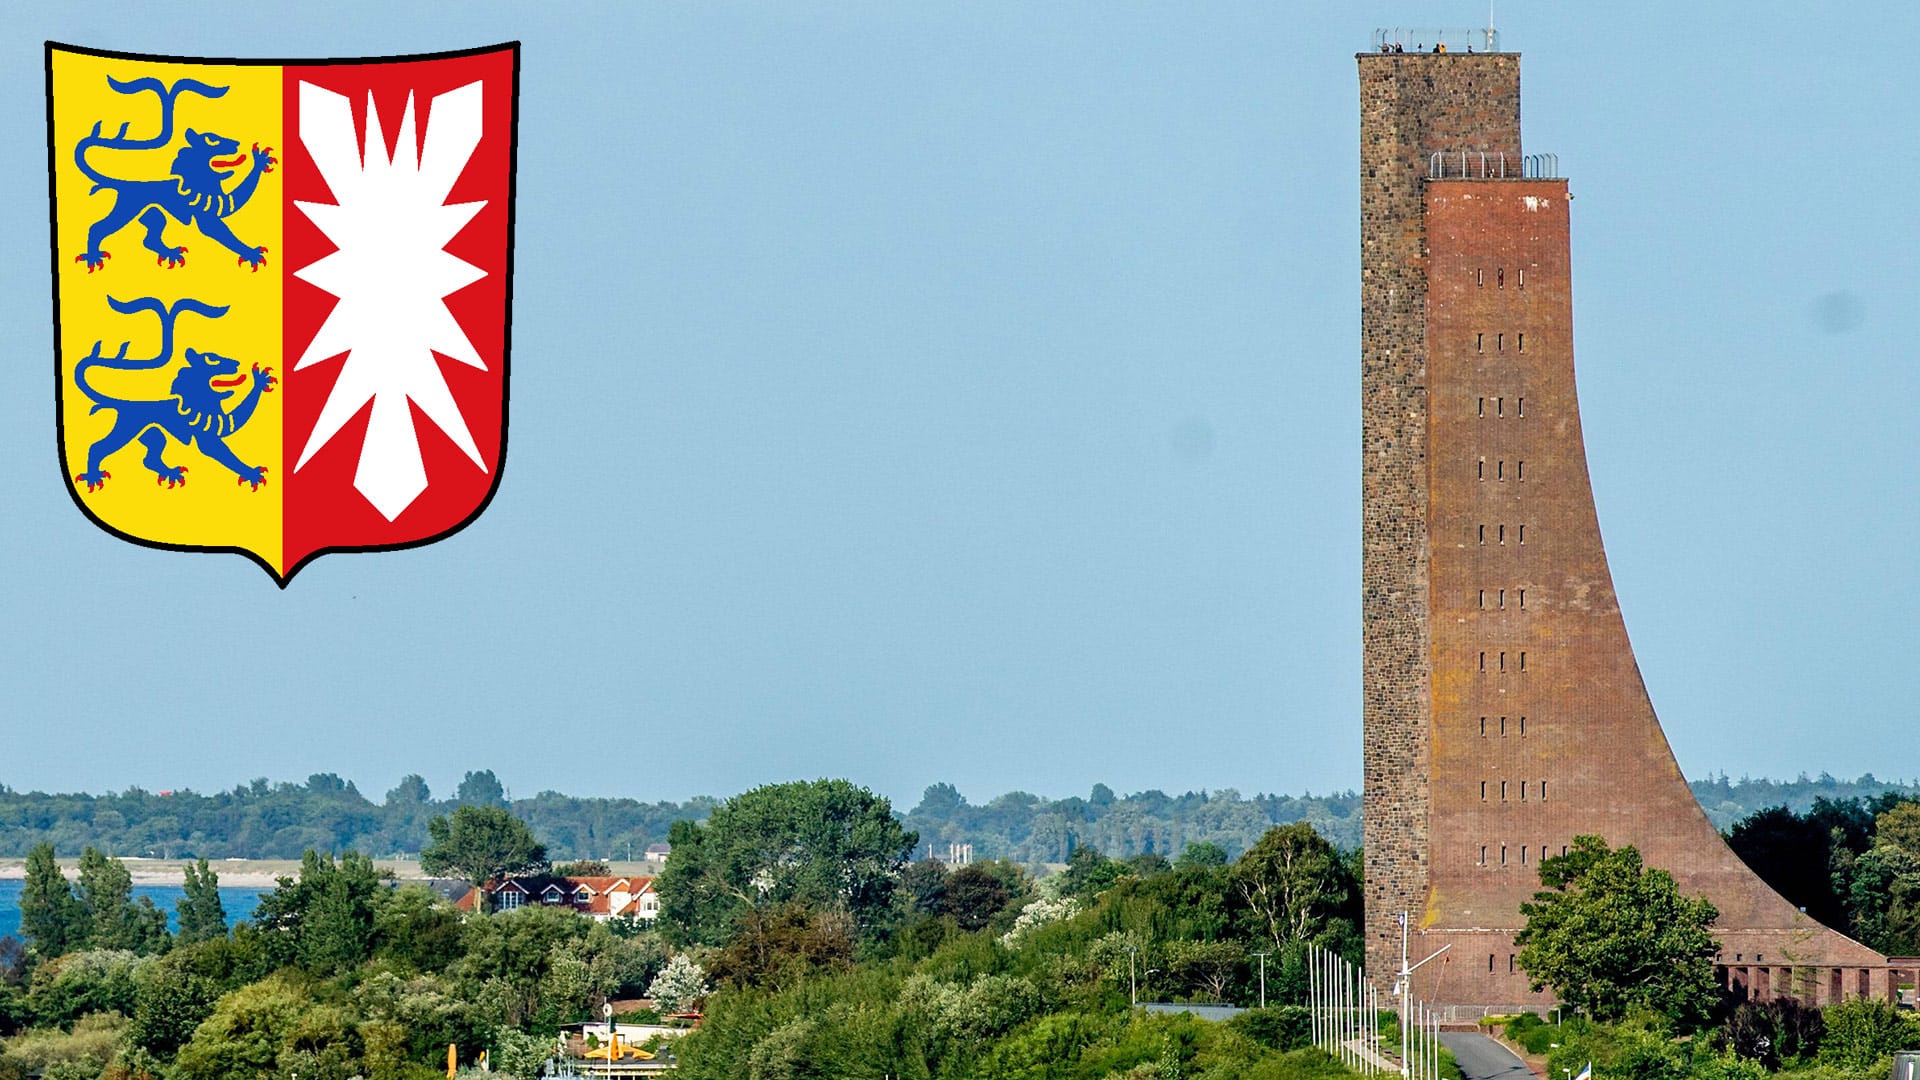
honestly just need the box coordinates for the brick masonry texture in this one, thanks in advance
[1359,54,1883,1007]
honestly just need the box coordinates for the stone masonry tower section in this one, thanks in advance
[1359,50,1886,1009]
[1359,50,1520,1000]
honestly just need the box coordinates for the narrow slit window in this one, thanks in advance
[1478,396,1486,417]
[1501,844,1508,864]
[1479,651,1486,672]
[1518,269,1525,288]
[1476,332,1484,352]
[1499,716,1506,736]
[1519,715,1526,735]
[1518,332,1525,352]
[1509,954,1517,973]
[1519,589,1526,609]
[1481,845,1489,865]
[1497,332,1504,351]
[1517,460,1525,481]
[1520,780,1527,802]
[1496,396,1504,417]
[1499,588,1506,609]
[1480,716,1487,736]
[1478,589,1486,609]
[1497,268,1505,288]
[1478,459,1485,481]
[1520,841,1527,858]
[1489,953,1495,971]
[1497,460,1505,481]
[1477,268,1484,287]
[1498,524,1506,545]
[1541,780,1547,800]
[1481,780,1487,800]
[1499,651,1507,672]
[1561,845,1568,856]
[1518,397,1525,417]
[1519,651,1527,672]
[1479,524,1486,545]
[1519,524,1527,545]
[1542,845,1548,861]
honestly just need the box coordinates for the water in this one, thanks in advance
[0,879,270,940]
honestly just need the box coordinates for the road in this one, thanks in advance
[1438,1032,1535,1080]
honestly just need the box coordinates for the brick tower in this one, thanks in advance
[1358,47,1889,1008]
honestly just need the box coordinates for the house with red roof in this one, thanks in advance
[455,874,660,921]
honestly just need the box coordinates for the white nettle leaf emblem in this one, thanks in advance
[292,80,489,521]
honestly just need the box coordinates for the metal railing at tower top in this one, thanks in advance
[1371,27,1501,53]
[1424,150,1562,180]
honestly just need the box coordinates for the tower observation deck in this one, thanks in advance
[1357,48,1898,1009]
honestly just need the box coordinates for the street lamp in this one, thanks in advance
[1126,945,1139,1008]
[1395,910,1450,1078]
[1251,950,1270,1008]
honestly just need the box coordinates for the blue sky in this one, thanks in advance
[2,2,1915,810]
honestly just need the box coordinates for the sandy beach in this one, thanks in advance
[0,857,663,887]
[0,857,420,887]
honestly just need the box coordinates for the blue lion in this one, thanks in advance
[72,296,275,493]
[73,75,276,273]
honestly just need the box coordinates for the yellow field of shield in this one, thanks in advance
[51,47,284,568]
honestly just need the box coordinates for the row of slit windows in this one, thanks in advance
[1475,268,1525,289]
[1477,397,1524,418]
[1479,715,1526,737]
[1492,954,1517,973]
[1477,588,1525,610]
[1480,843,1570,866]
[1478,524,1525,545]
[1480,778,1548,802]
[1477,459,1524,481]
[1476,332,1524,353]
[1478,650,1526,672]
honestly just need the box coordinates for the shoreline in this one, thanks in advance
[0,857,411,888]
[0,857,662,888]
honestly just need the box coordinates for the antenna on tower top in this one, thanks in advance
[1487,1,1498,51]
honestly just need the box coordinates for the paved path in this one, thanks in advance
[1438,1032,1535,1080]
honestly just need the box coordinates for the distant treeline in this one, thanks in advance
[1,769,1913,863]
[0,771,716,861]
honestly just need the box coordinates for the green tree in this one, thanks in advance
[1818,998,1920,1070]
[1515,835,1721,1027]
[171,974,347,1080]
[1228,823,1357,951]
[174,860,226,946]
[19,845,85,959]
[1165,939,1242,1002]
[658,779,916,944]
[1176,841,1230,870]
[1845,844,1920,955]
[1875,801,1920,856]
[370,884,466,973]
[1059,847,1125,899]
[449,904,588,1027]
[456,770,508,807]
[940,864,1013,931]
[250,850,384,975]
[899,859,950,915]
[420,806,549,908]
[75,848,167,955]
[127,958,219,1058]
[384,774,432,805]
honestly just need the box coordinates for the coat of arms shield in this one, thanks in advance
[48,42,518,584]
